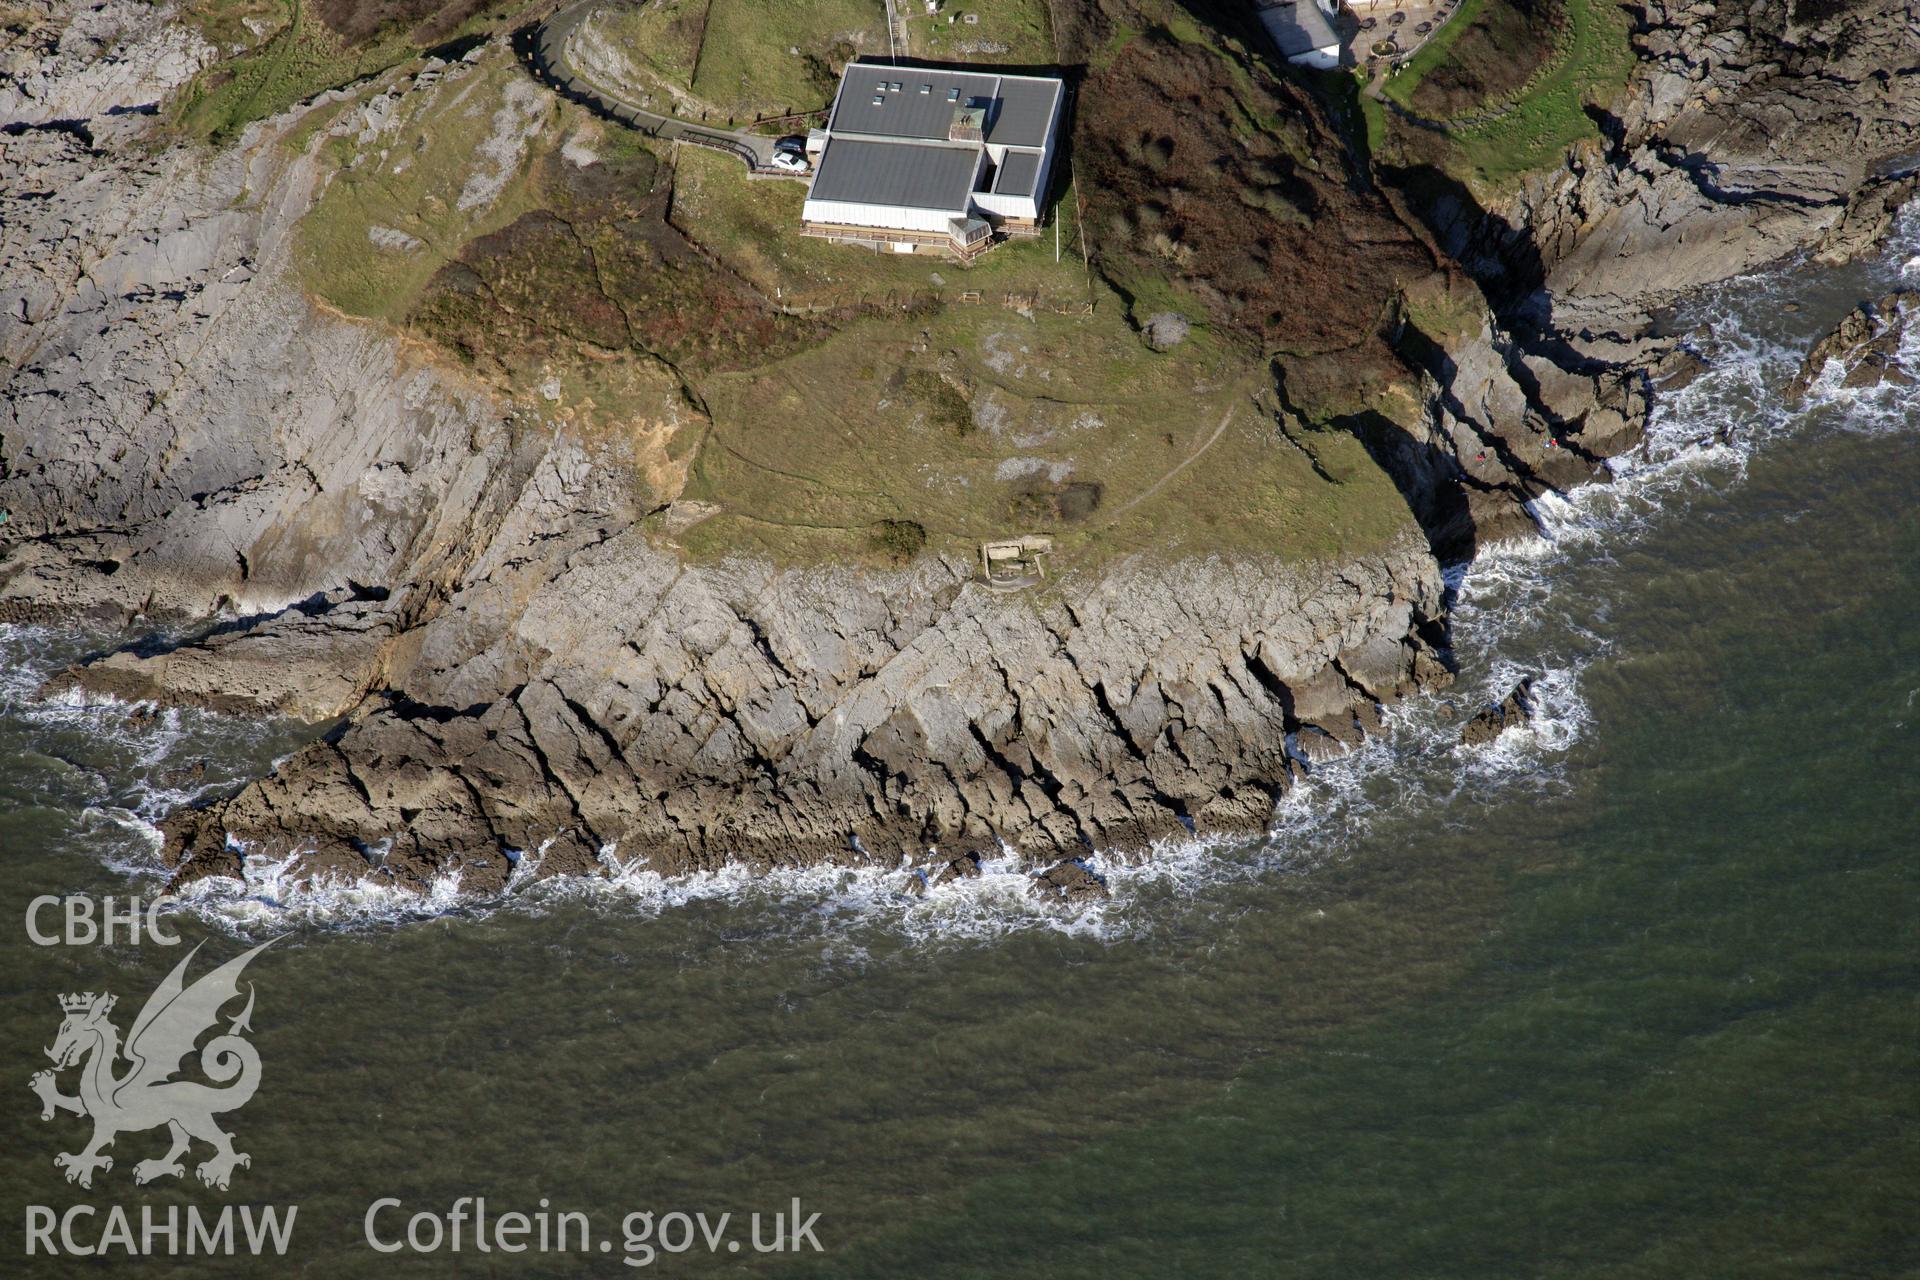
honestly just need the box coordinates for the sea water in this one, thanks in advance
[0,216,1913,1275]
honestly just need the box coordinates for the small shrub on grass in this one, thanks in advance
[1008,480,1102,526]
[906,370,974,437]
[867,520,928,564]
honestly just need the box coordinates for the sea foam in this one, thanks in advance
[8,209,1920,944]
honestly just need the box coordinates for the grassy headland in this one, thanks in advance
[241,0,1630,580]
[676,285,1408,569]
[1376,0,1636,193]
[168,0,521,142]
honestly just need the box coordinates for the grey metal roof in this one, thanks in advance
[984,77,1059,148]
[994,149,1042,198]
[1256,0,1343,56]
[830,63,1062,149]
[806,138,981,212]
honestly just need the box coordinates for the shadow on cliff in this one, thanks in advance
[1340,409,1481,566]
[66,582,393,671]
[1382,164,1547,325]
[1378,158,1638,376]
[1270,327,1548,570]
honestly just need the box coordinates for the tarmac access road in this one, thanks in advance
[527,1,785,171]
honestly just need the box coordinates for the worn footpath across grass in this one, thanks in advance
[672,286,1411,573]
[1380,0,1635,193]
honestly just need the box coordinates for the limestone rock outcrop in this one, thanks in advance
[1455,0,1919,348]
[2,0,1914,896]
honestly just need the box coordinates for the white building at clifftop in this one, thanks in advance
[1256,0,1347,69]
[801,62,1065,259]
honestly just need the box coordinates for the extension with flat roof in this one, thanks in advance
[801,61,1066,259]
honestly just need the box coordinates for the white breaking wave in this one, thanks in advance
[7,208,1919,943]
[171,849,480,934]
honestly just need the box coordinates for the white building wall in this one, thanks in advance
[972,192,1039,221]
[800,199,963,233]
[1025,144,1057,217]
[996,88,1065,223]
[802,70,1067,238]
[1029,146,1059,213]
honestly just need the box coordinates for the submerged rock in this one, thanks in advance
[1292,725,1349,763]
[158,758,208,787]
[932,851,984,886]
[1652,348,1709,394]
[1461,678,1535,747]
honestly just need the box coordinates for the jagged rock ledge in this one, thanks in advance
[1787,291,1917,404]
[2,0,1915,898]
[146,536,1452,891]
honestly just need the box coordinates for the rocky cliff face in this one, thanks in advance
[1436,0,1918,347]
[1,20,1449,889]
[1367,0,1917,560]
[1,0,1912,894]
[154,536,1448,888]
[0,0,215,127]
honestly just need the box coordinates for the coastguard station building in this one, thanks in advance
[800,62,1065,260]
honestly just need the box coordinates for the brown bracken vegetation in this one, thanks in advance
[1405,0,1567,118]
[412,143,827,376]
[1066,13,1439,388]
